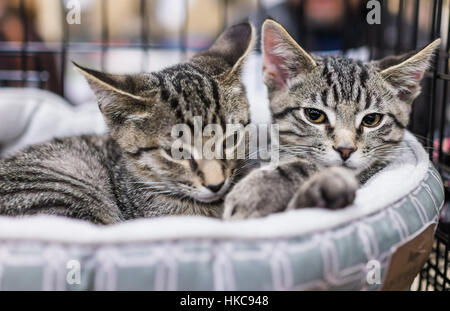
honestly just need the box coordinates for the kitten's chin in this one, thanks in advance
[342,163,363,174]
[191,191,226,203]
[342,162,358,170]
[193,195,224,204]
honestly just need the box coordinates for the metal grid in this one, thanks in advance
[0,0,448,290]
[417,223,450,290]
[0,0,206,95]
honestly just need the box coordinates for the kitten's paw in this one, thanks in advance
[222,169,287,220]
[223,181,268,220]
[288,167,358,210]
[223,196,262,220]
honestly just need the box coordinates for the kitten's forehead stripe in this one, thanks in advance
[154,63,225,126]
[375,97,382,109]
[365,92,372,110]
[321,89,329,107]
[161,89,170,101]
[170,98,178,109]
[348,65,356,97]
[359,65,369,87]
[315,57,375,106]
[332,84,339,103]
[356,87,362,104]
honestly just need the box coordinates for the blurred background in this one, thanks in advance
[0,0,446,105]
[0,0,448,290]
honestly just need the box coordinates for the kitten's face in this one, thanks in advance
[271,57,406,173]
[262,20,440,174]
[76,23,255,203]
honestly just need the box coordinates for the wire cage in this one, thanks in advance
[0,0,448,290]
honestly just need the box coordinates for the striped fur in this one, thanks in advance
[0,23,256,224]
[223,20,440,219]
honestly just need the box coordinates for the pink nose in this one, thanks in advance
[334,147,356,161]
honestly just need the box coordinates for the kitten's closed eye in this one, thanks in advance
[126,146,159,158]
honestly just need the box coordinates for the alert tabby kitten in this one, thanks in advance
[0,23,255,224]
[223,20,440,219]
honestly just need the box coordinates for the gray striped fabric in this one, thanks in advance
[0,164,444,291]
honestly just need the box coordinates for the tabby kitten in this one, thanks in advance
[0,23,255,224]
[223,20,440,219]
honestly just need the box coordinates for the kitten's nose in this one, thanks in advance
[206,182,225,193]
[334,147,356,161]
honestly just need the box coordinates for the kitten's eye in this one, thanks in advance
[305,108,327,124]
[362,113,383,127]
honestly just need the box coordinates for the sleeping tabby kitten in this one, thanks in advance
[0,23,255,224]
[223,20,440,219]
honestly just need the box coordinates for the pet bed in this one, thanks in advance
[0,88,106,157]
[0,130,444,290]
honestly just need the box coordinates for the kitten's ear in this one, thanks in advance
[262,19,316,91]
[73,62,154,123]
[370,50,418,71]
[380,39,441,103]
[197,22,256,78]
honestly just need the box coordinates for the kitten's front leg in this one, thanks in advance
[223,160,315,219]
[287,166,358,210]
